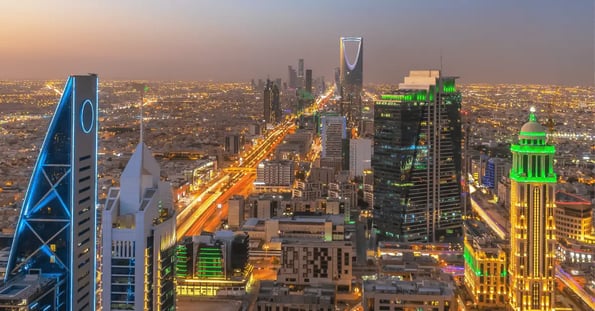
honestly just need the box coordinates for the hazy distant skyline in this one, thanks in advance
[1,1,593,85]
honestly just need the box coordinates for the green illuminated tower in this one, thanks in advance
[508,108,556,311]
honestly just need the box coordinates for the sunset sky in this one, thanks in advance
[0,0,593,85]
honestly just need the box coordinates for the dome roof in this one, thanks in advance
[520,121,546,134]
[518,111,546,139]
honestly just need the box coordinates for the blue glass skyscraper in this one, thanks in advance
[1,75,98,311]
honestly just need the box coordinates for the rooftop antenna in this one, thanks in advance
[140,86,144,145]
[440,48,443,75]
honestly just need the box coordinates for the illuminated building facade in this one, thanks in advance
[508,110,556,311]
[263,80,272,124]
[101,143,176,311]
[373,70,462,242]
[339,37,363,125]
[554,191,594,243]
[1,75,98,311]
[320,114,347,159]
[463,220,507,307]
[176,232,250,297]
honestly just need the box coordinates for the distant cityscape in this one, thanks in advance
[0,36,593,311]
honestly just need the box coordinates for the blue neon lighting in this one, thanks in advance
[80,99,94,134]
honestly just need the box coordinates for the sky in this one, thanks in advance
[0,0,593,85]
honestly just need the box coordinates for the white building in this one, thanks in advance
[349,138,372,178]
[320,115,346,158]
[102,143,177,311]
[255,160,294,189]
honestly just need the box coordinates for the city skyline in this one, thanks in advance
[0,1,593,85]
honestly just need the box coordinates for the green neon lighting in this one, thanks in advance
[501,270,507,277]
[510,144,555,154]
[381,94,413,101]
[519,131,546,137]
[464,244,482,276]
[442,79,456,93]
[509,172,557,183]
[529,112,537,122]
[196,246,225,279]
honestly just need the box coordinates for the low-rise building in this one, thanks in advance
[362,277,456,311]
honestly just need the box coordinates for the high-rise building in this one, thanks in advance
[305,69,313,95]
[288,66,297,89]
[263,80,272,124]
[508,109,556,311]
[272,83,281,123]
[225,134,243,155]
[298,58,304,79]
[339,37,363,125]
[349,138,372,178]
[373,70,462,242]
[101,143,176,311]
[320,114,347,159]
[1,75,98,311]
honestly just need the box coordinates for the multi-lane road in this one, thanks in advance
[176,119,295,239]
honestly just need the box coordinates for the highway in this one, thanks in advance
[176,120,293,239]
[175,89,334,240]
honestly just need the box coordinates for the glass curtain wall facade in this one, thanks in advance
[373,73,461,242]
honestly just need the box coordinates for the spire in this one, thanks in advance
[528,106,537,122]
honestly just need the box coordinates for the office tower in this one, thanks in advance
[102,143,176,311]
[298,58,304,79]
[482,157,511,190]
[349,138,372,178]
[339,37,363,125]
[263,79,272,124]
[225,134,243,155]
[320,114,347,158]
[272,83,281,123]
[288,66,297,89]
[373,70,462,242]
[305,69,313,95]
[0,75,98,311]
[508,109,556,311]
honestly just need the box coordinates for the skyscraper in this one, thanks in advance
[305,69,313,95]
[102,143,177,311]
[320,114,347,159]
[508,109,556,311]
[272,82,281,123]
[2,75,98,310]
[263,79,272,124]
[373,70,462,242]
[339,37,363,125]
[288,66,297,89]
[298,58,304,79]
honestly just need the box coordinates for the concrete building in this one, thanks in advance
[349,138,372,178]
[255,160,294,189]
[463,220,507,308]
[555,191,594,243]
[227,195,245,229]
[362,278,456,311]
[278,240,354,291]
[102,143,177,311]
[320,114,347,159]
[255,281,335,311]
